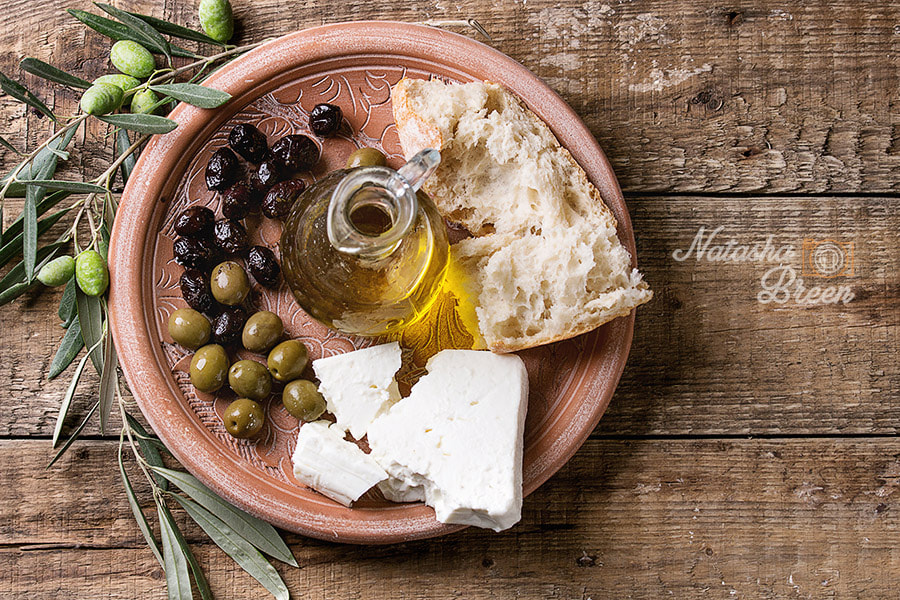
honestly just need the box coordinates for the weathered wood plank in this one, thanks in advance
[4,438,900,598]
[600,194,900,435]
[2,195,895,438]
[1,1,899,194]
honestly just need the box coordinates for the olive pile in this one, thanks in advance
[170,304,326,439]
[167,120,329,440]
[167,103,388,439]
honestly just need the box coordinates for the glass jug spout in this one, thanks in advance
[326,149,440,259]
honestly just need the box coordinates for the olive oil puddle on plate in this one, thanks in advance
[381,254,485,393]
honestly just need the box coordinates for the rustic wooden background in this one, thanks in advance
[2,0,898,598]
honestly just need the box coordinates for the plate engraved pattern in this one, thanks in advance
[151,66,591,496]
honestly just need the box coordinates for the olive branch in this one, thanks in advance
[0,3,294,599]
[0,3,491,597]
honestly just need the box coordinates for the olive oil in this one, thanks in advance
[281,154,449,337]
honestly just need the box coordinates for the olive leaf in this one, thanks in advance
[150,466,297,566]
[2,191,72,248]
[2,123,79,197]
[19,58,91,89]
[58,277,77,325]
[47,399,98,468]
[98,330,117,433]
[0,204,65,273]
[124,411,168,490]
[171,495,290,600]
[0,72,57,122]
[67,10,198,59]
[95,3,172,60]
[48,317,84,379]
[23,186,40,282]
[99,113,178,134]
[0,282,30,305]
[23,124,79,180]
[99,218,111,260]
[126,11,226,47]
[116,128,136,184]
[45,147,70,160]
[117,432,165,567]
[157,499,214,600]
[157,500,194,600]
[0,208,69,270]
[19,180,109,194]
[0,134,19,154]
[51,343,94,447]
[150,83,231,109]
[75,289,104,374]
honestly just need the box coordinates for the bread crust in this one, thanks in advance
[391,78,443,158]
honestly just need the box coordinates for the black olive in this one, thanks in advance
[228,123,268,163]
[205,147,240,191]
[173,206,215,239]
[221,182,254,220]
[174,236,220,270]
[247,172,269,204]
[246,246,280,287]
[179,268,215,314]
[271,135,319,172]
[257,158,285,187]
[212,306,247,345]
[309,103,343,137]
[212,219,248,255]
[262,179,306,219]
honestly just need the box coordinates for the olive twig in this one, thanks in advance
[418,19,493,41]
[92,132,152,189]
[84,203,99,251]
[118,385,158,487]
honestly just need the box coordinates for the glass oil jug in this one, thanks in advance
[280,149,450,337]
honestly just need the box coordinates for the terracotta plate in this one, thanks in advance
[109,22,637,544]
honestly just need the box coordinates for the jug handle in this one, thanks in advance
[397,148,441,192]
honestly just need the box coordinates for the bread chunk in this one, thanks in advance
[392,78,652,351]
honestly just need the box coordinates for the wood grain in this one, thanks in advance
[1,1,899,194]
[1,0,898,597]
[5,438,900,599]
[2,195,895,438]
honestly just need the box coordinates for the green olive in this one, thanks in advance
[37,256,75,287]
[130,89,159,115]
[93,74,141,92]
[190,344,229,393]
[282,380,326,421]
[228,359,272,400]
[345,147,387,169]
[242,311,283,353]
[110,40,155,79]
[199,0,234,43]
[74,250,109,296]
[267,340,309,383]
[79,83,124,116]
[168,308,211,350]
[223,398,264,439]
[210,261,250,306]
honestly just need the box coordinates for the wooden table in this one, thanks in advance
[2,1,898,598]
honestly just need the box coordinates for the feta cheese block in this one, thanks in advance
[291,420,387,507]
[312,342,402,439]
[367,350,529,531]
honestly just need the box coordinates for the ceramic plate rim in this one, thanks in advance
[109,21,637,544]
